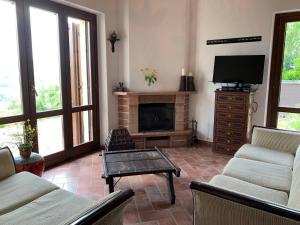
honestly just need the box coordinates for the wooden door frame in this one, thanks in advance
[267,11,300,127]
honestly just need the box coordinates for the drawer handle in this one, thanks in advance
[229,97,233,100]
[226,148,230,152]
[228,123,232,127]
[229,106,232,109]
[227,140,231,143]
[228,114,232,118]
[227,132,231,135]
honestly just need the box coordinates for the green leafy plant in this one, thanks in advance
[140,68,158,86]
[35,85,61,111]
[282,58,300,80]
[13,120,37,151]
[278,112,300,131]
[6,85,61,115]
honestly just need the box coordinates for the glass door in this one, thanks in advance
[24,0,100,161]
[65,8,100,154]
[268,12,300,131]
[0,0,99,166]
[68,17,94,147]
[28,6,64,156]
[0,0,28,154]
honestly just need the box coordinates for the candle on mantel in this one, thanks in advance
[181,68,185,76]
[187,72,196,91]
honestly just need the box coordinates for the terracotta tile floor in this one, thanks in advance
[43,146,231,225]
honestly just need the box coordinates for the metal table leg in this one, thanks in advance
[166,172,176,204]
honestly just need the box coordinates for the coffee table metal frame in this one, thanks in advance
[101,147,181,204]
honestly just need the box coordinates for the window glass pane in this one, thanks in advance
[68,17,92,107]
[72,110,93,146]
[37,116,64,156]
[277,112,300,132]
[0,0,23,117]
[0,122,24,155]
[30,7,62,112]
[279,22,300,108]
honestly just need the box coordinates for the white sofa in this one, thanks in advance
[0,147,134,225]
[191,126,300,225]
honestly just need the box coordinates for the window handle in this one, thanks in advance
[32,85,38,97]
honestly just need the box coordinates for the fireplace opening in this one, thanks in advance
[139,103,175,132]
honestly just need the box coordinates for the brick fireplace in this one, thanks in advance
[114,91,192,148]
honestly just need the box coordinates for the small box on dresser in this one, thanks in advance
[213,90,254,155]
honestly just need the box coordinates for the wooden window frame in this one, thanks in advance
[267,12,300,127]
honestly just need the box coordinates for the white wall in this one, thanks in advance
[124,0,190,91]
[190,0,300,141]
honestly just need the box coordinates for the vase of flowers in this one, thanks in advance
[140,68,158,86]
[14,120,37,159]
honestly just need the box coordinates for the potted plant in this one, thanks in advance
[14,120,37,159]
[140,68,158,86]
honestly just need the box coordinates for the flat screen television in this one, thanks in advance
[213,55,265,84]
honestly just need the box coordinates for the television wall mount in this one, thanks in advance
[207,36,262,45]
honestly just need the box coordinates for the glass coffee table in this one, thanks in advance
[101,147,181,204]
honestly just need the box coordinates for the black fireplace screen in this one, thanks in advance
[139,103,175,132]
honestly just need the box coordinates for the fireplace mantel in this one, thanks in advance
[115,91,192,148]
[114,91,193,96]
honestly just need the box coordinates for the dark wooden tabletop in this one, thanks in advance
[102,148,181,178]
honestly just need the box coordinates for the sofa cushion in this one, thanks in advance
[235,144,294,168]
[288,146,300,210]
[210,175,288,205]
[222,158,292,192]
[0,189,94,225]
[251,127,300,154]
[0,172,59,215]
[0,189,122,225]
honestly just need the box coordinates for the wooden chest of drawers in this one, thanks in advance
[213,91,254,155]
